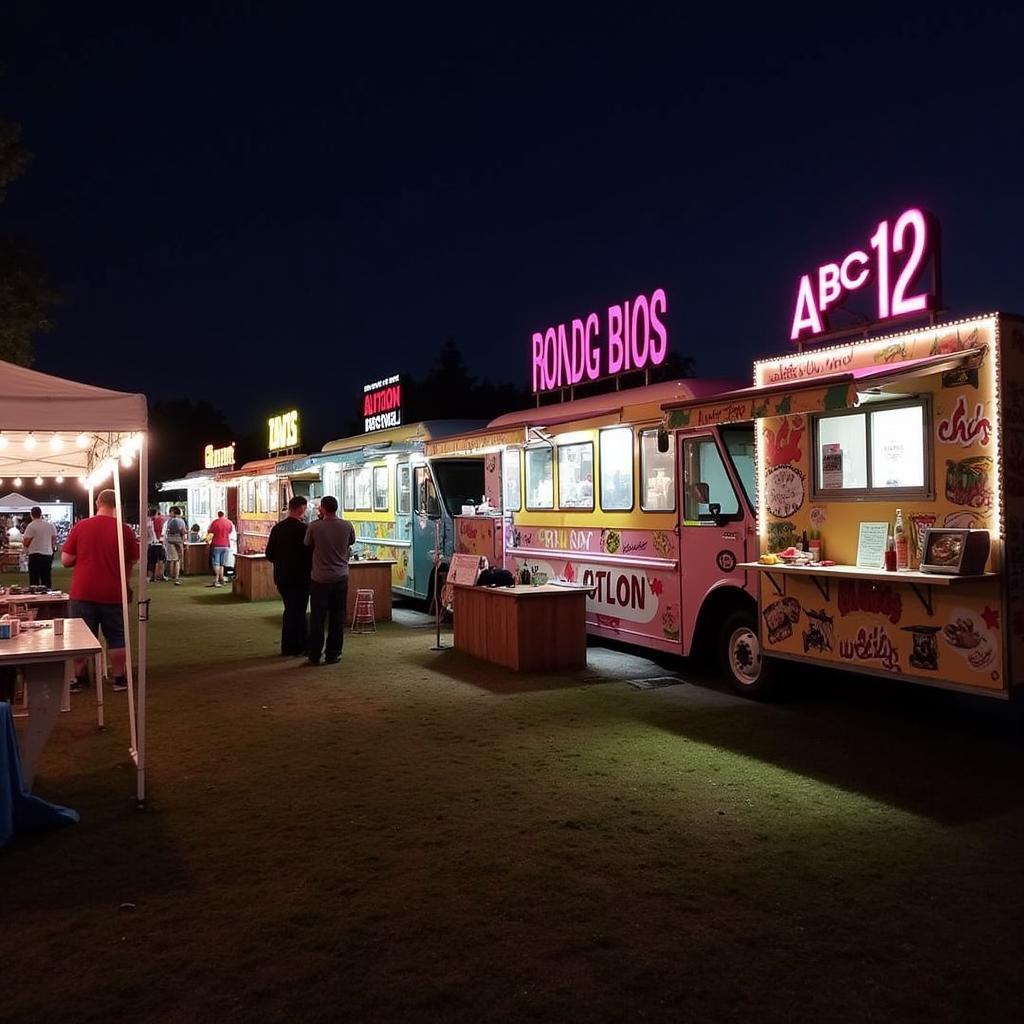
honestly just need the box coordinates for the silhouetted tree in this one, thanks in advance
[0,120,59,366]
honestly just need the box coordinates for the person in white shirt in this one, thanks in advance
[22,506,58,589]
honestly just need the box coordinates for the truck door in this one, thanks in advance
[395,461,414,593]
[413,463,442,601]
[677,429,754,647]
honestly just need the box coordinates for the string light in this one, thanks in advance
[34,476,43,486]
[49,433,62,451]
[76,433,89,448]
[23,433,36,451]
[55,472,64,484]
[0,432,7,449]
[13,477,22,487]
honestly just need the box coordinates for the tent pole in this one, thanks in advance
[112,463,139,772]
[136,435,148,805]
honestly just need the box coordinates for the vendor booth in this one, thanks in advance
[664,312,1018,698]
[0,358,150,802]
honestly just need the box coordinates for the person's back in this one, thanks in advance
[305,515,356,583]
[23,516,57,555]
[208,515,233,547]
[63,515,138,604]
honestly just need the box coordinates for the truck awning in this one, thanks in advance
[662,350,981,430]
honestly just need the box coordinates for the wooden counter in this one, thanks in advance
[346,559,395,622]
[233,553,277,601]
[0,592,70,620]
[452,583,588,672]
[184,542,210,576]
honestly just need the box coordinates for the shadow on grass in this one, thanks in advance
[631,662,1024,826]
[2,769,194,912]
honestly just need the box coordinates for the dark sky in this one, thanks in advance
[4,4,1024,449]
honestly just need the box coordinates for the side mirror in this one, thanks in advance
[657,424,670,454]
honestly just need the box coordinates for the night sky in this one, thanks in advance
[4,5,1024,450]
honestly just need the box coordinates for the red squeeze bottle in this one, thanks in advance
[884,536,897,572]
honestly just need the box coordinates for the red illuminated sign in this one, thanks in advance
[364,375,402,432]
[790,208,941,343]
[531,288,668,393]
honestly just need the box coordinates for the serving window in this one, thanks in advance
[525,447,554,510]
[342,469,356,511]
[599,427,633,511]
[557,442,594,510]
[640,429,675,511]
[397,464,411,515]
[373,466,388,511]
[812,397,930,500]
[354,466,373,510]
[503,449,522,512]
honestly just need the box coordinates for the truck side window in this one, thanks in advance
[640,429,675,511]
[683,437,739,522]
[415,466,441,517]
[397,464,411,515]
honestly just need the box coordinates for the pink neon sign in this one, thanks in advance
[532,288,668,393]
[790,208,941,343]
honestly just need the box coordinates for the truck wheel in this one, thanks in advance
[719,610,776,698]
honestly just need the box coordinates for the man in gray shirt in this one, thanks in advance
[303,495,356,665]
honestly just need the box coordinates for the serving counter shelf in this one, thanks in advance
[738,561,998,616]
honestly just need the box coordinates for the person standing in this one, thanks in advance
[22,506,58,589]
[206,509,234,587]
[61,488,140,693]
[265,495,312,655]
[303,495,355,665]
[146,505,167,582]
[162,506,188,585]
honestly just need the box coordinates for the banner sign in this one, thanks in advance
[790,207,941,344]
[531,288,668,393]
[268,410,299,452]
[203,442,236,470]
[363,375,402,433]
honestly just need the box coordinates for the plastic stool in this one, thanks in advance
[351,588,376,634]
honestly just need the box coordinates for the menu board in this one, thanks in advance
[856,522,889,569]
[447,553,484,587]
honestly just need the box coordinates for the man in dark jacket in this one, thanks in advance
[264,495,313,656]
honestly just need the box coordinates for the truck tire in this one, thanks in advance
[719,609,776,698]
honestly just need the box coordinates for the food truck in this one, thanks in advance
[280,417,486,603]
[427,376,759,659]
[663,311,1019,698]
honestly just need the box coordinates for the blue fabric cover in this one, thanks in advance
[0,701,79,848]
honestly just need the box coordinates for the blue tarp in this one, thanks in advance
[0,701,79,848]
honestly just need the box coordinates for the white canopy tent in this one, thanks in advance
[0,358,149,802]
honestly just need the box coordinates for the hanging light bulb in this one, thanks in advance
[34,476,43,486]
[49,433,62,451]
[0,432,7,449]
[13,477,22,487]
[56,472,64,484]
[78,476,88,488]
[121,452,133,468]
[24,433,36,451]
[76,433,89,449]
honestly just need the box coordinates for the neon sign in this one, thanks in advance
[203,442,236,470]
[268,410,299,452]
[531,288,668,393]
[790,208,941,343]
[363,375,402,433]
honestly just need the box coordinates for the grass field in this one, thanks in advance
[3,572,1024,1023]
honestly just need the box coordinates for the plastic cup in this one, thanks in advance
[53,618,64,636]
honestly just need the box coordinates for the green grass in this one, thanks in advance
[3,571,1023,1023]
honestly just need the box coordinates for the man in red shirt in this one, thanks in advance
[205,509,234,587]
[61,488,140,693]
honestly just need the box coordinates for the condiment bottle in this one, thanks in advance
[885,535,897,572]
[894,508,909,571]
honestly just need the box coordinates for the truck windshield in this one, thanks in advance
[431,459,485,516]
[722,426,756,510]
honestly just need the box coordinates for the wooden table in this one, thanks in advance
[0,592,70,620]
[347,559,395,622]
[452,583,589,672]
[1,618,101,789]
[233,553,277,601]
[184,542,210,576]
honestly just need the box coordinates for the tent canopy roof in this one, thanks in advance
[0,358,147,478]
